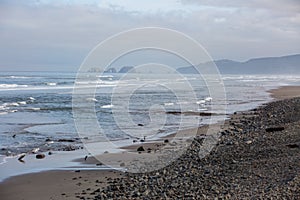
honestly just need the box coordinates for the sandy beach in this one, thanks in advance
[270,86,300,100]
[0,85,299,199]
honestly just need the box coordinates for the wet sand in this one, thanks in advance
[0,170,122,200]
[1,86,299,200]
[269,86,300,99]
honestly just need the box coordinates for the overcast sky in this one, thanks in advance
[0,0,299,71]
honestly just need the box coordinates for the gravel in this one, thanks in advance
[88,97,300,199]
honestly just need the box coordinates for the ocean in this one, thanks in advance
[0,71,300,157]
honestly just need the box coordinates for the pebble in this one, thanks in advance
[84,97,300,199]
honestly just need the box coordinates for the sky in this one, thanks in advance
[0,0,299,71]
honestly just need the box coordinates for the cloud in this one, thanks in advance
[181,0,300,12]
[0,0,299,71]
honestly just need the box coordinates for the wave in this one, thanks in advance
[86,98,98,102]
[46,82,57,86]
[18,101,27,105]
[0,84,28,88]
[164,102,174,106]
[97,75,114,78]
[101,104,114,109]
[76,80,118,86]
[0,85,74,91]
[196,97,212,105]
[1,76,33,79]
[2,102,19,107]
[1,100,28,114]
[196,100,206,104]
[27,107,40,111]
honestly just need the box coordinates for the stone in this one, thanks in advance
[36,154,45,159]
[18,154,26,161]
[286,144,299,148]
[265,127,284,132]
[120,162,125,167]
[58,139,75,142]
[137,146,145,152]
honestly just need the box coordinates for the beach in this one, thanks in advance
[0,85,300,199]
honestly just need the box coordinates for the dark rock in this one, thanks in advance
[62,145,77,151]
[138,123,144,126]
[286,144,299,148]
[137,146,145,152]
[164,139,169,143]
[58,139,75,142]
[36,154,45,159]
[18,154,25,161]
[94,189,101,193]
[265,127,284,132]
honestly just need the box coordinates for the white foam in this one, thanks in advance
[0,84,28,88]
[97,75,114,78]
[31,148,40,154]
[101,104,114,108]
[0,112,8,115]
[176,101,189,105]
[86,98,98,102]
[29,97,35,101]
[18,101,27,105]
[3,102,19,107]
[2,76,32,79]
[46,82,57,86]
[164,102,174,106]
[205,97,212,102]
[196,100,206,104]
[28,107,40,111]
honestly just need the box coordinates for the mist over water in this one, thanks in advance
[0,71,300,156]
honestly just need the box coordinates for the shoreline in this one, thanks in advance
[0,85,299,199]
[269,85,300,100]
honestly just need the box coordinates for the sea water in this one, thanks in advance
[0,71,300,156]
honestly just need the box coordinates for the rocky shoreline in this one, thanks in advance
[91,97,300,199]
[1,88,299,200]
